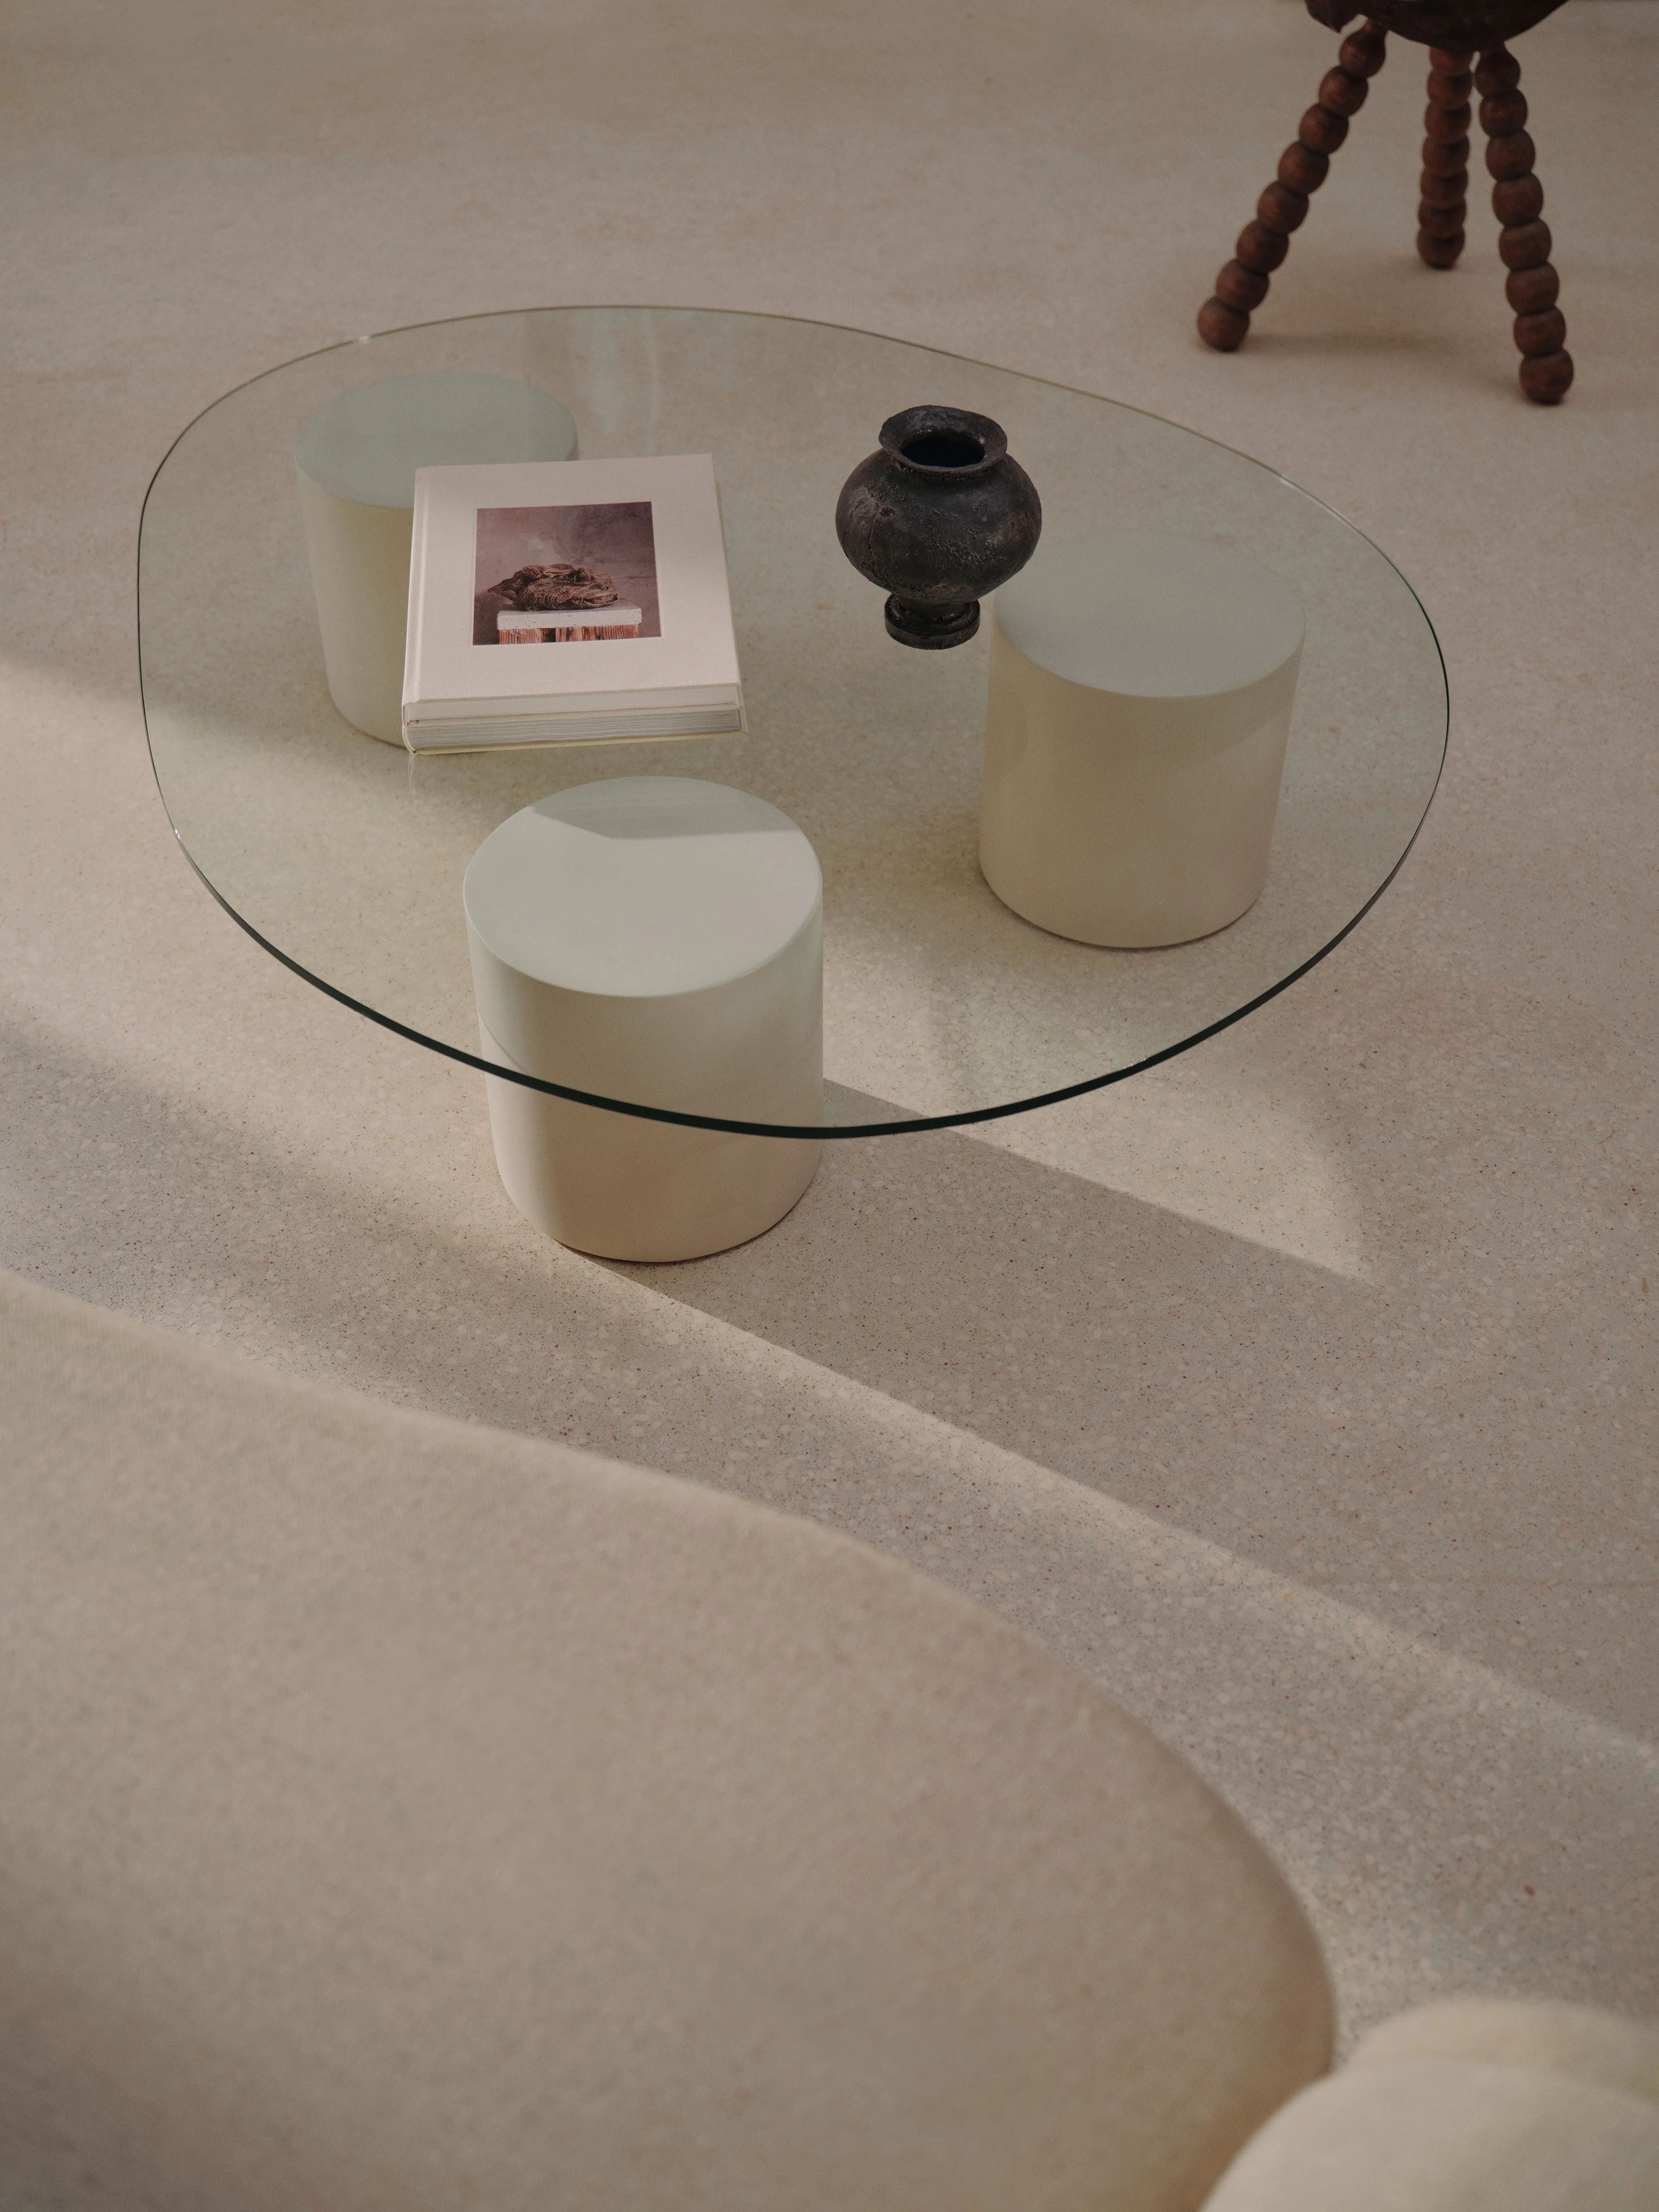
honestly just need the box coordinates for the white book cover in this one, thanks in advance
[402,453,744,751]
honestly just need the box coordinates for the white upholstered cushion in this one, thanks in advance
[1200,2058,1659,2212]
[1350,1997,1659,2106]
[0,1271,1332,2211]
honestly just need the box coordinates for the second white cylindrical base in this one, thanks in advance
[979,530,1304,949]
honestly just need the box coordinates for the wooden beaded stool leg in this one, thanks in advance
[1197,5,1575,402]
[1416,48,1475,268]
[1476,43,1573,402]
[1197,20,1388,353]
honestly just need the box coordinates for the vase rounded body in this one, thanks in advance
[835,406,1042,648]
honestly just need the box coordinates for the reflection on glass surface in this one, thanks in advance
[138,307,1446,1137]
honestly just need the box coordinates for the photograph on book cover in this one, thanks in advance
[473,501,661,645]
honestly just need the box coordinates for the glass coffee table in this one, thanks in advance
[138,307,1446,1139]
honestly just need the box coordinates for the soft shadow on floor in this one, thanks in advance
[3,1012,1644,1739]
[608,1081,1647,1730]
[5,1011,1658,2035]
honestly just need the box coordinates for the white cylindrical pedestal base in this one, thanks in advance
[979,530,1304,948]
[478,1021,821,1264]
[464,779,823,1262]
[294,373,578,744]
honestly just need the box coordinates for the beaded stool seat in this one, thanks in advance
[1198,1,1573,404]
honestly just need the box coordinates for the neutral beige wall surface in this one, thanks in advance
[1,0,1656,2040]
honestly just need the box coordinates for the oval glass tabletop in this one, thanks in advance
[138,306,1446,1138]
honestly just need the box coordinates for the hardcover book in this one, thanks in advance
[401,453,745,751]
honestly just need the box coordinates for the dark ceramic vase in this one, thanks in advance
[834,406,1042,649]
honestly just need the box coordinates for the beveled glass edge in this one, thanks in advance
[138,303,1450,1143]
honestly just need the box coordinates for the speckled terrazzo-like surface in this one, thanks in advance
[2,0,1656,2042]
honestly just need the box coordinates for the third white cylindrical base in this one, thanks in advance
[294,372,579,745]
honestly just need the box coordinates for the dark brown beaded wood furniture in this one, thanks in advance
[1197,1,1573,404]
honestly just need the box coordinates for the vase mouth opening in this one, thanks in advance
[879,405,1007,476]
